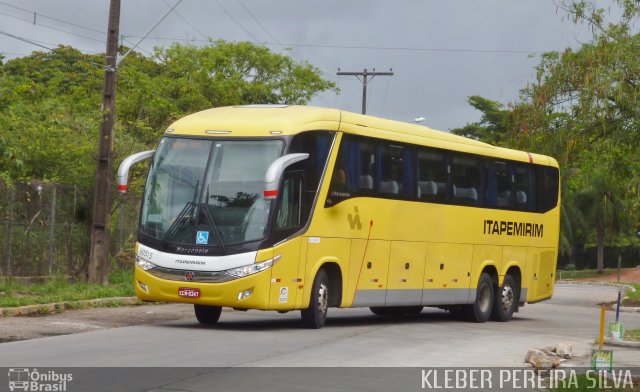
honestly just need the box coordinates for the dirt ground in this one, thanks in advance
[0,303,195,343]
[571,267,640,283]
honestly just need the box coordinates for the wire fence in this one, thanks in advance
[0,180,140,278]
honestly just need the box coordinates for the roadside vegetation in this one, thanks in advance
[0,268,134,308]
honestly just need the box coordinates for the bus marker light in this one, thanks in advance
[400,278,407,283]
[426,278,433,283]
[370,278,378,283]
[264,189,278,198]
[298,285,304,289]
[238,289,253,300]
[293,278,302,282]
[138,281,149,293]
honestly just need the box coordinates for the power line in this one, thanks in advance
[0,29,53,51]
[0,9,105,43]
[212,0,261,43]
[0,0,104,34]
[163,0,208,40]
[237,0,280,44]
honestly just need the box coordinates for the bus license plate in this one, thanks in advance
[178,287,201,298]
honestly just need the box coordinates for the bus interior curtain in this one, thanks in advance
[402,147,414,198]
[343,138,360,193]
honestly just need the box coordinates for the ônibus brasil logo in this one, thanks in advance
[8,368,73,392]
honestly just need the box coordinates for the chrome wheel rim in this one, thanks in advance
[317,282,329,316]
[501,284,514,312]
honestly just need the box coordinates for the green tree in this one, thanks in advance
[450,95,511,145]
[573,169,627,272]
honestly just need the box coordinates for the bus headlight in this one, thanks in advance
[135,255,157,271]
[226,254,281,278]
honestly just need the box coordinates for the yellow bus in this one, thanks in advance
[118,105,560,328]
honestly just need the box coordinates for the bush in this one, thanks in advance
[564,264,576,271]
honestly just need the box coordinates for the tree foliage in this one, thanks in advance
[0,41,337,188]
[452,1,640,267]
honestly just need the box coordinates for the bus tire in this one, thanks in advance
[491,274,517,322]
[464,272,494,323]
[194,304,222,325]
[301,269,329,329]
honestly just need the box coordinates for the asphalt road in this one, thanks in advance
[0,283,638,391]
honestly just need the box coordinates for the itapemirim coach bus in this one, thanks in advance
[118,105,560,329]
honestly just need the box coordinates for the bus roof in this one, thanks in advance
[165,105,557,167]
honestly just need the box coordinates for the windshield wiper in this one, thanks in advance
[161,180,199,243]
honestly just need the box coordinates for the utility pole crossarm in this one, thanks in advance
[336,68,393,115]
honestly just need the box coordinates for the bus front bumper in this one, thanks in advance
[134,265,272,309]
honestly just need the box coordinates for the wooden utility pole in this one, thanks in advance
[88,0,121,284]
[336,68,393,114]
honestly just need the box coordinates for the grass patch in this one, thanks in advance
[556,269,615,281]
[0,268,135,308]
[624,329,640,342]
[622,283,640,306]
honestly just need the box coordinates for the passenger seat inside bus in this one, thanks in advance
[418,180,438,199]
[379,180,399,195]
[453,185,478,202]
[359,174,374,191]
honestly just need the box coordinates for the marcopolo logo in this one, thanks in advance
[8,368,73,392]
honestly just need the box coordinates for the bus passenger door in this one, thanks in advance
[350,239,390,307]
[423,243,473,305]
[268,171,305,310]
[386,241,426,306]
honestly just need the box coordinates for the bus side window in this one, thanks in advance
[275,171,303,231]
[537,166,559,212]
[513,164,533,211]
[378,142,412,198]
[417,148,448,202]
[451,154,482,205]
[486,161,512,208]
[326,135,376,206]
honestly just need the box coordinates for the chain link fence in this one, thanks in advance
[0,180,140,278]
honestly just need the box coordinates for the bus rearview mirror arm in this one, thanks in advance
[264,153,309,200]
[117,150,155,194]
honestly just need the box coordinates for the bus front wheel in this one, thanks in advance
[301,269,329,329]
[194,304,222,325]
[464,272,494,323]
[491,274,517,322]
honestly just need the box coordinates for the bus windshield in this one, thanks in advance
[140,137,283,247]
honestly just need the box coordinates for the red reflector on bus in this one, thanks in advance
[178,287,201,298]
[117,185,127,191]
[264,190,278,198]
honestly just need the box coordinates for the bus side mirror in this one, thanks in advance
[264,153,309,200]
[116,150,155,194]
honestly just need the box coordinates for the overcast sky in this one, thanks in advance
[0,0,595,131]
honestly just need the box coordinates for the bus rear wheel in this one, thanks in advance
[463,272,494,323]
[194,304,222,325]
[491,274,517,322]
[301,269,329,329]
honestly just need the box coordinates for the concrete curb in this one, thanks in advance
[0,297,142,317]
[557,280,640,313]
[603,338,640,349]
